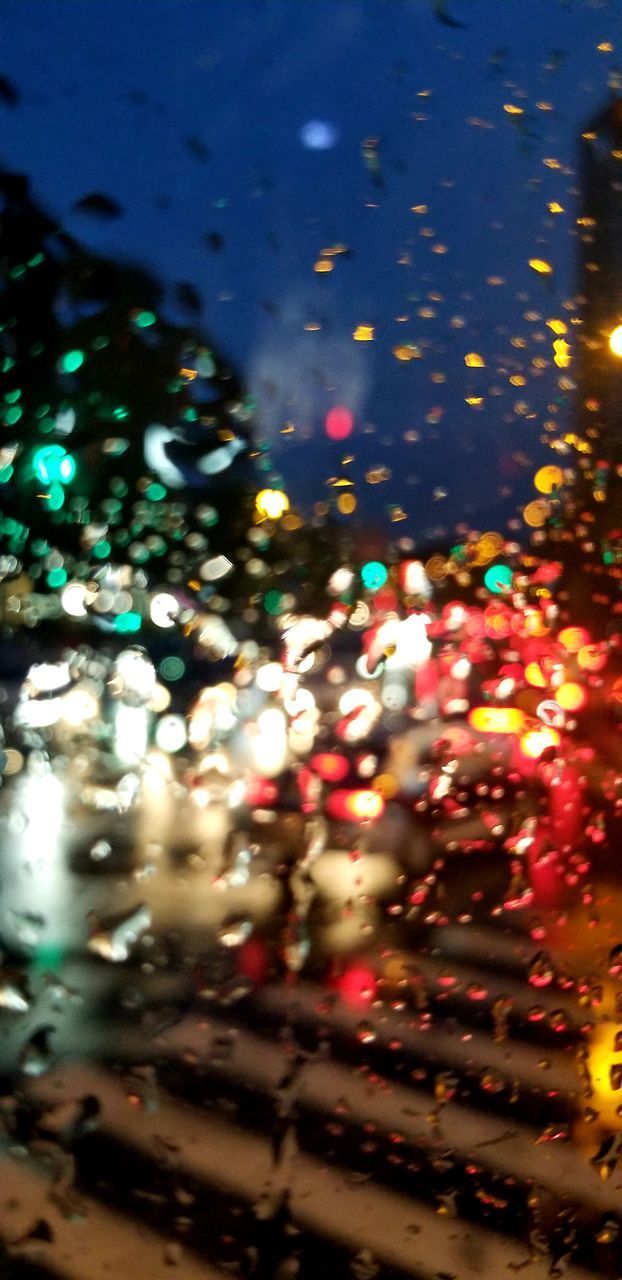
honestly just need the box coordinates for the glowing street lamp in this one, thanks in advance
[609,324,622,357]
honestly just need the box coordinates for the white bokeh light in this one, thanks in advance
[150,592,180,629]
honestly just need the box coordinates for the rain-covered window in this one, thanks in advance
[1,3,622,1278]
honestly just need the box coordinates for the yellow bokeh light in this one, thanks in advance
[529,258,553,275]
[556,681,587,712]
[523,609,549,638]
[534,464,564,495]
[465,352,485,367]
[558,625,590,653]
[425,556,448,581]
[255,488,290,520]
[472,531,503,565]
[372,773,399,799]
[353,324,374,342]
[553,338,571,367]
[577,644,606,672]
[525,661,547,689]
[393,343,421,362]
[519,725,560,759]
[337,492,357,515]
[469,706,525,735]
[586,1019,622,1132]
[523,498,551,528]
[609,324,622,356]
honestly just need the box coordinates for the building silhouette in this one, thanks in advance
[576,96,622,475]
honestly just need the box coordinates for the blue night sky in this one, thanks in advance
[0,0,619,546]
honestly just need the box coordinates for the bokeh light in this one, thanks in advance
[325,406,354,441]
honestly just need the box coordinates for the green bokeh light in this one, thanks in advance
[114,611,142,633]
[133,310,156,328]
[160,656,185,682]
[92,540,111,559]
[33,445,76,486]
[46,482,65,511]
[58,349,85,374]
[146,482,166,502]
[361,560,388,592]
[484,563,513,594]
[264,589,284,615]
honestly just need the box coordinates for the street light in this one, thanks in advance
[608,324,622,356]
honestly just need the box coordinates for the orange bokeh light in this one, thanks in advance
[311,752,350,783]
[523,608,549,638]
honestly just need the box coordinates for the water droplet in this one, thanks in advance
[116,772,141,811]
[218,918,253,948]
[0,973,30,1012]
[548,1009,570,1034]
[535,1123,569,1144]
[8,809,28,835]
[9,910,45,948]
[134,861,157,881]
[87,904,151,962]
[609,944,622,978]
[596,1218,619,1246]
[163,1241,183,1266]
[466,982,488,1001]
[89,839,112,862]
[528,951,554,988]
[18,1026,53,1076]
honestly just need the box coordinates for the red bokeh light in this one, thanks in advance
[244,776,279,806]
[325,406,354,440]
[335,963,376,1007]
[325,789,385,822]
[237,937,269,985]
[311,752,350,783]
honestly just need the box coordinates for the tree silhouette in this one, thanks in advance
[0,170,343,646]
[0,170,253,627]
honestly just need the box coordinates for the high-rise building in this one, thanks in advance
[568,96,622,599]
[576,96,622,471]
[541,100,622,628]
